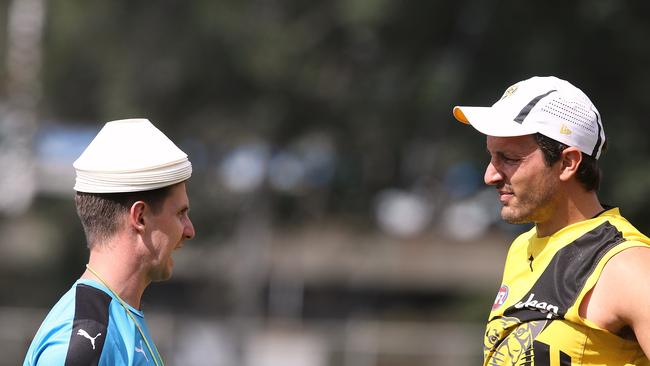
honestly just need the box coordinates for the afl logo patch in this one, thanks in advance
[492,285,509,310]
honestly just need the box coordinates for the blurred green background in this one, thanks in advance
[2,0,650,365]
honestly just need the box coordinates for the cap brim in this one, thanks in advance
[453,106,538,137]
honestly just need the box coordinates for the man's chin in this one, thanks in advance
[152,272,173,282]
[151,265,173,282]
[501,208,532,225]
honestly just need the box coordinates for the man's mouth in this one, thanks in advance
[498,190,514,203]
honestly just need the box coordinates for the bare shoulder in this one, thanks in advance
[602,245,650,282]
[599,246,650,306]
[581,245,650,335]
[601,245,650,354]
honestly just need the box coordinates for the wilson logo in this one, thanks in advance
[514,293,559,319]
[492,285,509,310]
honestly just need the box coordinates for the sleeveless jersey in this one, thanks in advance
[485,207,650,366]
[24,279,161,366]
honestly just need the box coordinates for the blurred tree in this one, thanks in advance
[15,0,650,249]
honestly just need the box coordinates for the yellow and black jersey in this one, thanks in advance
[485,207,650,366]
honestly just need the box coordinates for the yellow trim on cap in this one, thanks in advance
[453,107,470,124]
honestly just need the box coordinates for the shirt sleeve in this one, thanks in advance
[29,343,68,366]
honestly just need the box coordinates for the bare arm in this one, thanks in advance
[581,246,650,356]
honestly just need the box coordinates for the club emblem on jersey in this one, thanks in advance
[77,329,102,350]
[484,317,546,365]
[492,285,509,310]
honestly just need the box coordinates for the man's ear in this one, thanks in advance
[559,147,582,182]
[129,201,147,233]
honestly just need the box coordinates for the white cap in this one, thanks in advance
[453,76,606,159]
[73,118,192,193]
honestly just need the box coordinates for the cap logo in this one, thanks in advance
[560,124,572,135]
[500,85,518,100]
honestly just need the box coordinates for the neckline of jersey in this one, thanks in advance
[527,207,620,259]
[75,278,145,318]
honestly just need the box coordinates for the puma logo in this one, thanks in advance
[77,329,102,350]
[135,340,149,362]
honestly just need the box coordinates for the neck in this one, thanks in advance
[535,189,603,237]
[82,245,149,309]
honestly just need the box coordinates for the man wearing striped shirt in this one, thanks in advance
[24,118,195,365]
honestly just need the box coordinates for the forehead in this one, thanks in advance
[486,135,539,154]
[164,182,189,206]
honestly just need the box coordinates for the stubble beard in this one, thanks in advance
[499,182,558,225]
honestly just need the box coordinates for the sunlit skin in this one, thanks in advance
[82,182,195,309]
[142,182,195,283]
[484,135,563,233]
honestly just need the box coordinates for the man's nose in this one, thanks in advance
[484,161,503,186]
[184,218,195,240]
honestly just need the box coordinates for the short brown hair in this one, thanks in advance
[75,185,172,248]
[533,133,606,192]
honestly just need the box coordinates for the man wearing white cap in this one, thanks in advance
[453,76,650,365]
[24,119,195,366]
